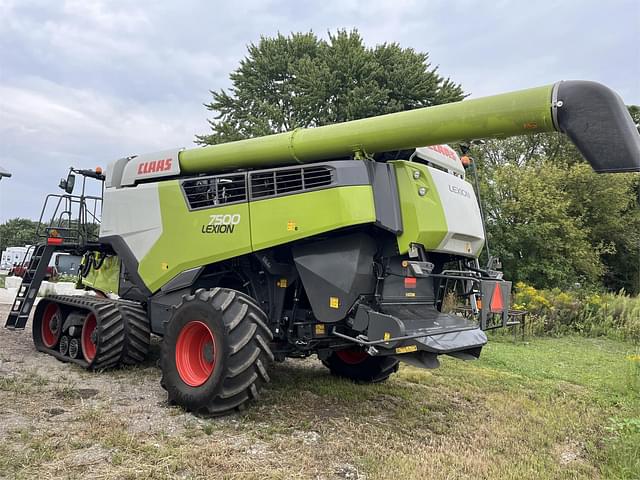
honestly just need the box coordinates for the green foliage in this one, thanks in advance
[602,415,640,478]
[0,218,38,254]
[628,104,640,125]
[196,29,464,144]
[471,132,639,293]
[512,282,640,342]
[54,274,78,283]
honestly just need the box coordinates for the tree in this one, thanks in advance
[196,30,465,144]
[628,104,640,126]
[0,218,39,254]
[471,131,639,293]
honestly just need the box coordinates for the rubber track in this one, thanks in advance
[35,295,150,370]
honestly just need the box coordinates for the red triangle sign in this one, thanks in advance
[490,283,504,313]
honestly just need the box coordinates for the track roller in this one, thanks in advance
[69,338,80,359]
[59,335,69,356]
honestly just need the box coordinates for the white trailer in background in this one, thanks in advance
[1,246,33,270]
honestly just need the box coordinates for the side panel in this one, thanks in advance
[100,183,163,262]
[429,167,485,257]
[249,185,376,251]
[393,161,448,253]
[138,181,252,292]
[393,160,485,257]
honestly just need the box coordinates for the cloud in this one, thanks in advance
[0,0,638,222]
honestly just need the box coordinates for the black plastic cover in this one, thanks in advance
[555,81,640,173]
[293,233,377,323]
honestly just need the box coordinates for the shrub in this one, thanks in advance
[513,282,640,342]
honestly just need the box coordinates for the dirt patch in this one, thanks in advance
[555,440,586,466]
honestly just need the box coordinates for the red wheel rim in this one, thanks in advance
[175,321,216,387]
[41,303,62,348]
[81,313,98,362]
[336,349,368,365]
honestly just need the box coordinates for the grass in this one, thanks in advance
[0,336,638,479]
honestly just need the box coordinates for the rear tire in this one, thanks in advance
[323,349,399,383]
[160,288,273,415]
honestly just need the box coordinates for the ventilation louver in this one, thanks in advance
[250,166,334,199]
[182,174,247,210]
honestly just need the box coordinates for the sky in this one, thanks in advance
[0,0,639,221]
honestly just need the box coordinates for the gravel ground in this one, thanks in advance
[0,299,193,437]
[0,288,16,304]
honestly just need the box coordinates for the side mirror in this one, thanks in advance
[59,172,76,194]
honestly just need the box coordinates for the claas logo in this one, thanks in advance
[137,158,172,175]
[427,144,458,161]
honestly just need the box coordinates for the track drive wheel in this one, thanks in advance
[33,302,63,349]
[323,348,399,383]
[160,288,274,415]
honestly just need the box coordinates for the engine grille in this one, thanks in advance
[250,166,335,199]
[181,173,247,210]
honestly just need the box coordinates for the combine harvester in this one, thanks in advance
[5,80,639,414]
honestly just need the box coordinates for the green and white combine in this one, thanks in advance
[5,80,640,414]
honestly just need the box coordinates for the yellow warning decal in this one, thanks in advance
[161,262,169,271]
[315,324,326,335]
[329,297,340,309]
[287,221,297,231]
[405,292,416,297]
[395,345,418,354]
[277,278,288,288]
[383,332,391,341]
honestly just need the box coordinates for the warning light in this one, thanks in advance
[404,277,417,288]
[490,283,505,313]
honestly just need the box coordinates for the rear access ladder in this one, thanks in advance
[5,244,57,329]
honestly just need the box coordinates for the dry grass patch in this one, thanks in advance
[0,306,637,480]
